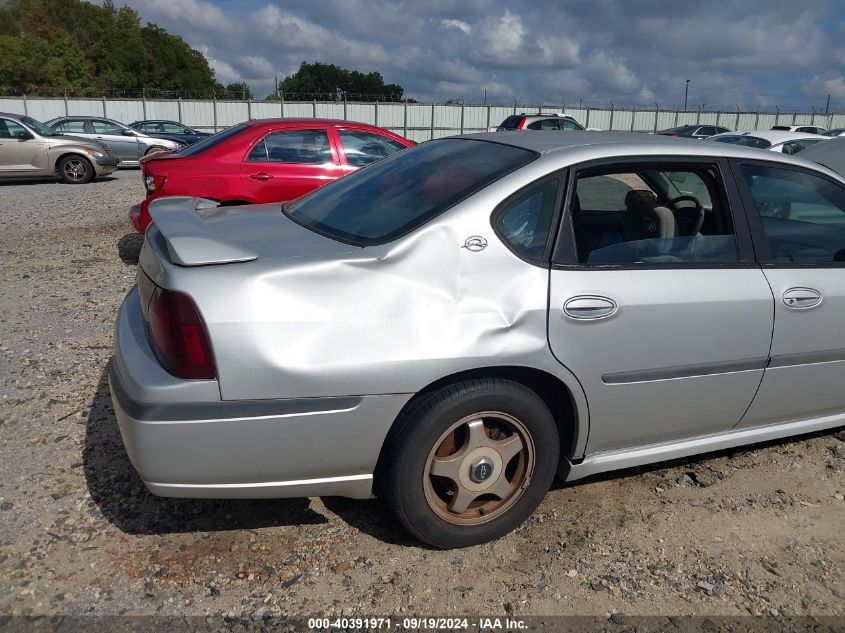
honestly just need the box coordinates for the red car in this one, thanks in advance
[130,118,415,232]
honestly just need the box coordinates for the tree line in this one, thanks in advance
[0,0,404,101]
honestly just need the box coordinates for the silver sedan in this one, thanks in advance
[110,132,845,548]
[47,116,182,166]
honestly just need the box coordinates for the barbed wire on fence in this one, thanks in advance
[0,86,843,114]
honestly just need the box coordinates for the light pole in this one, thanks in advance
[684,79,690,111]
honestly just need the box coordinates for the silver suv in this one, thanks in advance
[0,112,118,183]
[496,112,585,131]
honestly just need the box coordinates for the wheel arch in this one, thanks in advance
[375,365,586,484]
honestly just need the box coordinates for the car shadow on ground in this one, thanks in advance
[0,176,118,186]
[84,364,329,535]
[117,232,144,264]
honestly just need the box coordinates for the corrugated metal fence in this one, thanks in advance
[2,96,843,142]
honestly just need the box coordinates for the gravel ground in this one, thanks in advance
[1,172,844,623]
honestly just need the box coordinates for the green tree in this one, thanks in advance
[0,0,224,96]
[273,61,403,101]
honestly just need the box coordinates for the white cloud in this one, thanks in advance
[195,44,239,84]
[441,19,471,33]
[237,55,275,79]
[802,75,845,101]
[479,10,525,61]
[115,0,844,107]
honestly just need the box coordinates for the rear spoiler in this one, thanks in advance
[148,197,258,266]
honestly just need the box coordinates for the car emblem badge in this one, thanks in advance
[470,458,494,483]
[463,235,488,252]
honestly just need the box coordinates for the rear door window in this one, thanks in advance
[55,120,87,133]
[527,119,559,130]
[162,123,190,134]
[247,129,333,164]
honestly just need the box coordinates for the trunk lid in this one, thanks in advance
[145,196,360,267]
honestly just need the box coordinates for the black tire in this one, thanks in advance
[380,378,559,549]
[58,155,94,184]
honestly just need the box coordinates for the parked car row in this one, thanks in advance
[47,117,185,166]
[0,112,119,183]
[0,111,216,183]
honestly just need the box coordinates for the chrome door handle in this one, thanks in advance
[249,172,273,181]
[563,296,618,320]
[783,287,822,309]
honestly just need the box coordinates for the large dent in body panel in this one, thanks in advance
[205,217,553,401]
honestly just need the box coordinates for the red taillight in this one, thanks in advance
[148,287,216,379]
[517,118,527,129]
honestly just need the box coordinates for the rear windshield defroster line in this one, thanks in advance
[284,139,538,246]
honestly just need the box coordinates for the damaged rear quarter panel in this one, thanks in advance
[161,164,590,456]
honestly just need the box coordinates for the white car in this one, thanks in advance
[771,124,827,134]
[707,130,828,154]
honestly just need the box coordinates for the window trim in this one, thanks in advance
[551,155,757,270]
[728,158,845,268]
[490,170,567,268]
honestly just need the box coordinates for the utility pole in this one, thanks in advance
[826,93,831,113]
[684,79,690,111]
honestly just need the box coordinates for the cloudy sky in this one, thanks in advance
[112,0,845,109]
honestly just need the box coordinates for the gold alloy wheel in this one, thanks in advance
[423,411,535,526]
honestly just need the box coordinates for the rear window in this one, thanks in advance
[771,126,791,131]
[285,139,537,246]
[712,135,771,149]
[498,116,524,130]
[176,123,248,156]
[659,126,692,134]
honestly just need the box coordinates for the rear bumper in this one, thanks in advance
[108,288,411,499]
[129,204,143,232]
[132,195,158,233]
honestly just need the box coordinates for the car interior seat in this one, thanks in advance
[621,189,676,242]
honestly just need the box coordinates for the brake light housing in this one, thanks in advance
[146,285,216,380]
[144,173,167,193]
